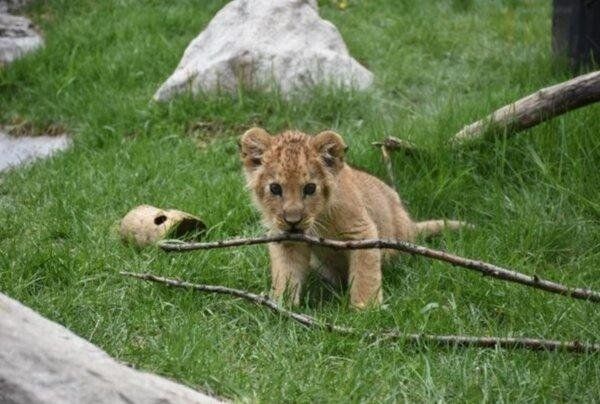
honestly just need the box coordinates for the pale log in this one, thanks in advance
[452,71,600,143]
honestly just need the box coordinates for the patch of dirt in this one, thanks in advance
[3,115,67,137]
[185,118,262,149]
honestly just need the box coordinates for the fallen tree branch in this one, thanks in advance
[121,272,600,353]
[158,234,600,303]
[451,70,600,143]
[372,137,418,153]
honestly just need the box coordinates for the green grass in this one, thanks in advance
[1,0,599,401]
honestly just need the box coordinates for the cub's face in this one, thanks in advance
[239,128,347,234]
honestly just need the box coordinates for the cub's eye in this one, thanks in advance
[303,183,317,196]
[269,183,283,196]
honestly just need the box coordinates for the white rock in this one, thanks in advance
[154,0,373,101]
[0,292,222,404]
[0,13,43,64]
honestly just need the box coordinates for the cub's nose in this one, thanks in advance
[283,216,302,227]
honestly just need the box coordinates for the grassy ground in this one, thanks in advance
[1,0,599,401]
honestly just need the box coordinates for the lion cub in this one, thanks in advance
[240,127,467,308]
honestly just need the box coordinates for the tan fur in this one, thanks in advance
[239,128,469,309]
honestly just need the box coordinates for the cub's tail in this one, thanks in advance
[415,220,473,239]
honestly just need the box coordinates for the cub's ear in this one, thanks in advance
[312,130,347,171]
[239,127,272,170]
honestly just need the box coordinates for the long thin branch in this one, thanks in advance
[121,272,600,353]
[451,70,600,143]
[158,234,600,303]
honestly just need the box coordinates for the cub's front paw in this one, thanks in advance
[350,299,385,311]
[269,290,300,307]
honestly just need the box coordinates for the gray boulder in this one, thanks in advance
[0,13,43,64]
[0,292,222,403]
[154,0,373,101]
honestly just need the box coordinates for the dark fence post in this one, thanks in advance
[552,0,600,71]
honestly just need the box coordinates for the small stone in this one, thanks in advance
[0,0,33,13]
[0,13,43,64]
[0,130,71,172]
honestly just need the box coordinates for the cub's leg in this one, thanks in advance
[268,242,311,305]
[348,249,383,309]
